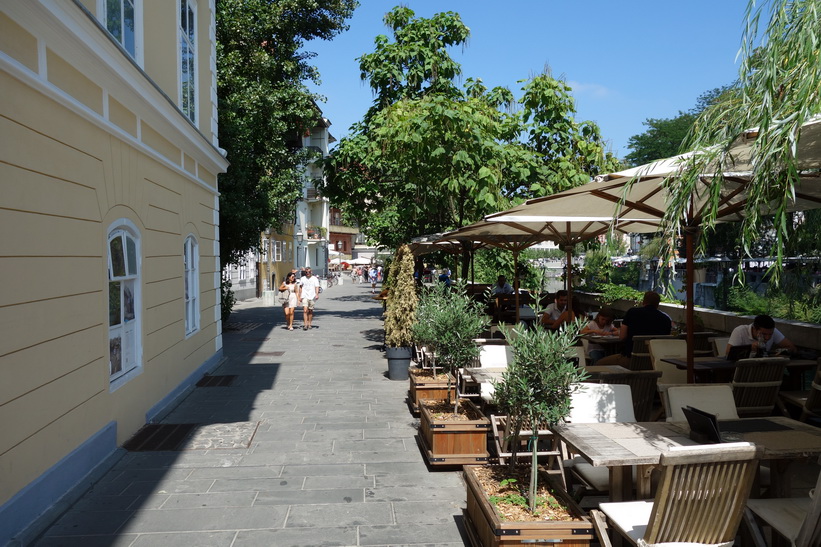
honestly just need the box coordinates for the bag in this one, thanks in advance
[276,289,289,305]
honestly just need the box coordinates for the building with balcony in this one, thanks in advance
[0,1,228,540]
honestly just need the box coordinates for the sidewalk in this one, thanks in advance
[31,277,467,546]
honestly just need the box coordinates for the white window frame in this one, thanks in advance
[273,240,283,262]
[99,0,144,65]
[179,0,197,124]
[184,235,199,336]
[108,220,142,391]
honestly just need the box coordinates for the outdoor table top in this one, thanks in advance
[662,356,817,371]
[462,367,506,384]
[553,416,821,467]
[579,334,621,343]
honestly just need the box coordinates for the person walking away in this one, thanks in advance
[279,272,300,331]
[298,267,321,330]
[369,266,378,293]
[596,291,671,367]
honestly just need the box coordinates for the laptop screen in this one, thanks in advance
[682,406,721,443]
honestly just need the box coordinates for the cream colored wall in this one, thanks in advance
[0,18,223,510]
[0,70,220,505]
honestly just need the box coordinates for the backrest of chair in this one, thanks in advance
[799,366,821,423]
[647,339,688,385]
[665,384,739,422]
[629,335,676,371]
[796,461,821,547]
[645,443,759,544]
[596,370,662,422]
[683,331,716,352]
[732,357,788,417]
[709,336,730,357]
[476,344,513,368]
[568,383,636,423]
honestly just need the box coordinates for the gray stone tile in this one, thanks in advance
[233,527,358,547]
[158,491,257,509]
[358,523,466,546]
[120,479,216,496]
[280,464,365,477]
[348,451,423,463]
[285,502,393,527]
[303,475,374,489]
[129,531,238,546]
[375,472,463,489]
[365,486,465,503]
[119,506,288,533]
[365,462,434,476]
[187,465,283,480]
[301,430,365,442]
[334,439,407,452]
[33,534,139,546]
[209,477,304,492]
[254,488,364,505]
[392,500,464,524]
[42,510,134,536]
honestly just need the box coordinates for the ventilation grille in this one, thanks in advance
[123,424,198,451]
[196,375,237,387]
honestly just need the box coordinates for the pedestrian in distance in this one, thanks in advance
[279,272,300,331]
[298,267,321,330]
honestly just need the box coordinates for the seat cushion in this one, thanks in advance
[746,497,810,543]
[599,500,733,547]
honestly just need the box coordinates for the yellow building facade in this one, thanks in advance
[0,0,228,540]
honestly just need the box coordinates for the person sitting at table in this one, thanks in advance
[581,307,618,364]
[490,275,514,296]
[726,314,797,357]
[597,291,672,367]
[541,290,576,330]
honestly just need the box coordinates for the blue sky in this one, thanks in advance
[305,1,756,160]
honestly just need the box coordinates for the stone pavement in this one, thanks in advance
[31,276,468,546]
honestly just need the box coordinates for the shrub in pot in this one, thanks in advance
[414,281,491,465]
[462,319,594,544]
[384,244,417,380]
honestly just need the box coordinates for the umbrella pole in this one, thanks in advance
[513,250,520,324]
[684,228,698,384]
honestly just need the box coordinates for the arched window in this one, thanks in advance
[184,235,199,335]
[108,222,141,386]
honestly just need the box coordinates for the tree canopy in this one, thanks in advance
[216,0,357,266]
[321,7,620,249]
[664,0,821,281]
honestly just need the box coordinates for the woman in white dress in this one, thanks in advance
[279,272,301,330]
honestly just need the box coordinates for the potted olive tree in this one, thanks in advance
[384,244,417,380]
[416,281,491,465]
[406,284,455,413]
[462,319,595,545]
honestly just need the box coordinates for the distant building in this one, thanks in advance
[0,1,228,540]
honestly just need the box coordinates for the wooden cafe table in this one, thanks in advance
[551,416,821,502]
[663,355,817,387]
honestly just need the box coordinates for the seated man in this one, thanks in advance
[597,291,672,367]
[490,275,514,296]
[726,314,797,357]
[541,290,575,330]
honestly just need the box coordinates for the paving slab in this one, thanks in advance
[30,278,470,546]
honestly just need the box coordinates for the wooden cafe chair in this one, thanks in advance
[588,370,662,422]
[731,357,788,418]
[628,335,676,371]
[592,442,759,547]
[744,456,821,547]
[778,363,821,424]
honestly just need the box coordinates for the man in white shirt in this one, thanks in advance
[298,267,321,330]
[726,314,796,357]
[490,275,514,296]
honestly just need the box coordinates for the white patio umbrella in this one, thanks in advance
[487,116,821,381]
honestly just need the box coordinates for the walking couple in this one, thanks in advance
[279,267,321,330]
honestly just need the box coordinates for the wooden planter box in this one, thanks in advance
[418,399,490,466]
[408,368,455,414]
[463,466,594,546]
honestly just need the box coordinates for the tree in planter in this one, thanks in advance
[412,281,489,413]
[384,244,417,348]
[492,319,587,513]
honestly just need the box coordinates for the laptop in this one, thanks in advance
[681,405,791,444]
[726,344,752,362]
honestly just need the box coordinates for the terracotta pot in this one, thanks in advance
[462,465,594,546]
[418,398,489,466]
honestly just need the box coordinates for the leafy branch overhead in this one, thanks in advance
[321,6,620,249]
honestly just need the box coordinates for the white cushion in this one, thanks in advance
[569,383,636,423]
[600,500,733,547]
